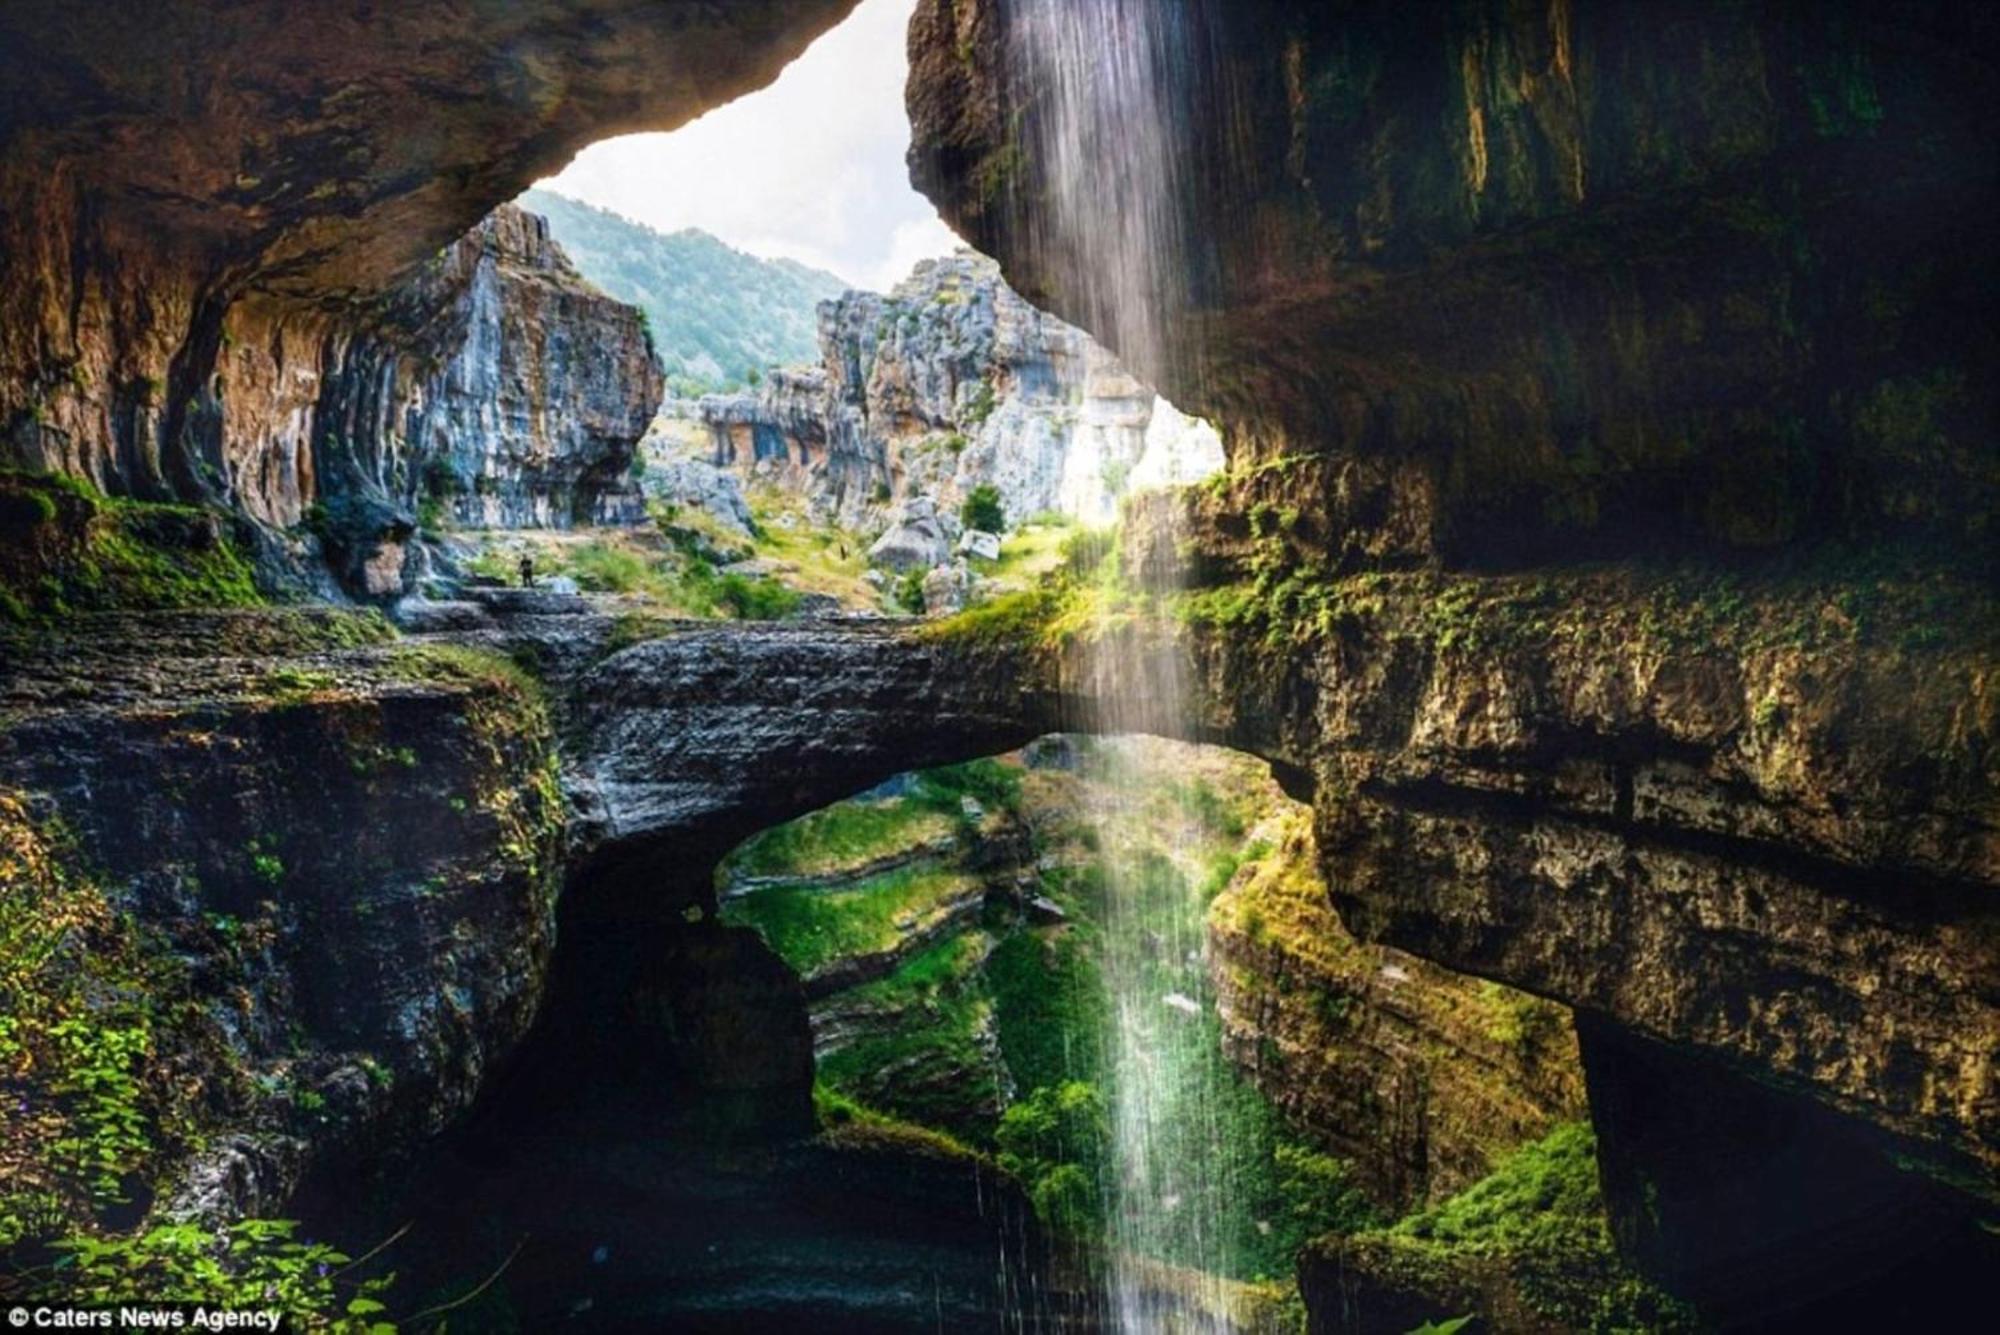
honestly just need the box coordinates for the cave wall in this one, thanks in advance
[910,0,1998,1315]
[910,0,1997,568]
[0,612,565,1230]
[1209,808,1585,1212]
[0,0,855,591]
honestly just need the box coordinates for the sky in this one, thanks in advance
[536,0,962,293]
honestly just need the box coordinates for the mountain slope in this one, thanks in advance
[518,187,850,395]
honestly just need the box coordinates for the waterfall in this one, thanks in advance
[1010,1,1245,1327]
[1008,0,1210,392]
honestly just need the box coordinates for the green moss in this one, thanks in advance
[720,864,981,978]
[816,935,1002,1141]
[383,643,563,883]
[814,1084,988,1166]
[0,471,264,624]
[1165,539,1991,665]
[723,761,1018,882]
[987,928,1106,1094]
[1342,1123,1698,1332]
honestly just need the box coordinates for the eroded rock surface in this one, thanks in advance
[0,611,565,1224]
[0,1,852,587]
[1209,810,1585,1211]
[910,0,1997,565]
[696,252,1221,532]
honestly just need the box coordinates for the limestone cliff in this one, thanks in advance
[0,1,850,593]
[312,205,662,594]
[696,253,1220,533]
[1209,810,1584,1212]
[912,0,1999,1320]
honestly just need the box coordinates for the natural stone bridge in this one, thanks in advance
[557,619,1064,904]
[4,596,1991,1310]
[566,600,1995,1306]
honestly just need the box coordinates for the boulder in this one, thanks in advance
[649,457,757,537]
[922,560,978,615]
[868,498,952,572]
[957,529,1002,561]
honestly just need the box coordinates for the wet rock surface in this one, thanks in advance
[1209,812,1586,1211]
[0,609,565,1222]
[910,0,1998,563]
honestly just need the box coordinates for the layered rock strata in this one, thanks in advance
[0,610,565,1227]
[1209,810,1585,1211]
[911,0,1998,1318]
[0,1,851,591]
[696,253,1221,532]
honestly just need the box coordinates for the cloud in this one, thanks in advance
[535,0,961,292]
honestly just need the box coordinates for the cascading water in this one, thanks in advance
[1008,1,1247,1327]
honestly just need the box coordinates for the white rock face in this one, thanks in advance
[867,497,952,571]
[958,529,1002,560]
[690,251,1222,536]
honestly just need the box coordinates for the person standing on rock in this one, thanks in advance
[518,553,536,588]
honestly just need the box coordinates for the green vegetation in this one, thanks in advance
[0,470,263,624]
[960,482,1006,534]
[0,797,395,1328]
[815,935,1003,1140]
[467,530,803,621]
[47,1220,395,1333]
[720,864,981,978]
[730,742,1374,1301]
[813,1084,985,1165]
[962,379,999,428]
[721,759,1020,881]
[1338,1123,1698,1333]
[520,187,848,394]
[995,1080,1110,1236]
[383,643,563,885]
[1169,535,1993,663]
[1,795,181,1249]
[724,798,957,881]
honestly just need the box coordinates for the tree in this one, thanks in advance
[960,483,1004,533]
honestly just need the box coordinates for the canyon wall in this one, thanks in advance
[1209,809,1585,1212]
[910,0,1995,568]
[0,1,851,594]
[910,0,1998,1320]
[0,612,565,1234]
[695,252,1220,532]
[310,205,662,594]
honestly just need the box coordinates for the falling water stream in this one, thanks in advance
[1011,1,1243,1327]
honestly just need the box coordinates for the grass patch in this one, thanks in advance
[1343,1123,1698,1332]
[721,759,1022,882]
[719,865,980,978]
[724,798,957,881]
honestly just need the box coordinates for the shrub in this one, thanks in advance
[718,572,799,620]
[995,1081,1111,1240]
[960,483,1005,534]
[47,1219,394,1331]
